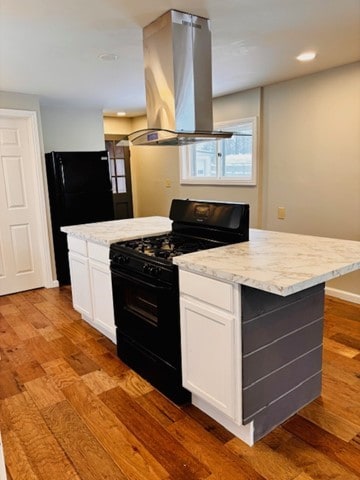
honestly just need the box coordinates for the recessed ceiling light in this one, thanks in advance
[296,51,317,62]
[98,53,119,61]
[116,112,126,116]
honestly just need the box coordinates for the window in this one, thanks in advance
[181,117,257,185]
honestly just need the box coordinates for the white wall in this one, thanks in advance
[262,62,360,296]
[41,105,105,152]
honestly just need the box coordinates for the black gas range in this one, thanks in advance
[111,233,228,286]
[110,199,249,404]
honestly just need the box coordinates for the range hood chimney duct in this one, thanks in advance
[128,10,232,146]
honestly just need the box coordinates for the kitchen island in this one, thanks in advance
[173,228,360,445]
[61,219,360,445]
[61,216,171,341]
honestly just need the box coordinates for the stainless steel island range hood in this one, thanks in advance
[128,10,232,146]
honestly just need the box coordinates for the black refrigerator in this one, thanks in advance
[45,151,114,285]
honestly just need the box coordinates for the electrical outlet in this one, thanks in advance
[278,207,286,219]
[165,178,171,188]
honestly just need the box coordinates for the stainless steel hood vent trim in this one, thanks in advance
[127,10,233,146]
[128,128,232,146]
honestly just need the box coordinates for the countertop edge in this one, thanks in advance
[60,216,172,246]
[174,261,360,296]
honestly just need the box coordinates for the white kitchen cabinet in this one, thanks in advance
[68,251,92,319]
[88,244,115,342]
[67,236,116,342]
[181,298,237,418]
[178,267,327,447]
[179,270,242,422]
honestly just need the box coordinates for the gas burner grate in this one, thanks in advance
[120,234,224,260]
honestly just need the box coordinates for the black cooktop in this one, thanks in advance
[110,199,249,273]
[119,233,225,261]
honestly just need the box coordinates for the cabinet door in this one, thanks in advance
[68,252,92,319]
[88,259,115,341]
[180,298,236,418]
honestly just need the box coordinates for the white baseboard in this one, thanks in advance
[325,287,360,305]
[46,280,59,288]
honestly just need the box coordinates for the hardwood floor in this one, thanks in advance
[0,287,359,480]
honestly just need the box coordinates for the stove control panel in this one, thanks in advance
[143,264,162,277]
[113,254,130,265]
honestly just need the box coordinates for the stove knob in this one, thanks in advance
[143,264,151,274]
[150,266,162,277]
[142,264,161,277]
[115,254,129,264]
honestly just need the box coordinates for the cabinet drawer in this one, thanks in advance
[88,242,110,264]
[67,236,87,256]
[179,270,233,312]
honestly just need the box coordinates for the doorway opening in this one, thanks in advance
[105,135,133,219]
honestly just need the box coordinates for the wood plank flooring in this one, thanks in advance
[0,287,359,480]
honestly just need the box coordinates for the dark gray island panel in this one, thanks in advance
[241,283,325,441]
[251,373,322,441]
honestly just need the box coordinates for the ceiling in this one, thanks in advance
[1,0,359,117]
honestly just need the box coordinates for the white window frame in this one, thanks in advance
[180,116,258,186]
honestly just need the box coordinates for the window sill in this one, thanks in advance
[180,178,257,186]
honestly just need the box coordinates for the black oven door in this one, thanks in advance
[111,268,181,368]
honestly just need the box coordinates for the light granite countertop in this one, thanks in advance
[61,216,172,245]
[61,218,360,296]
[173,228,360,296]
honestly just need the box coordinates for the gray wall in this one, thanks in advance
[262,62,360,296]
[262,62,360,239]
[5,64,355,297]
[0,92,106,153]
[129,88,262,227]
[0,91,41,111]
[41,105,105,152]
[127,63,360,298]
[1,92,107,282]
[0,91,44,152]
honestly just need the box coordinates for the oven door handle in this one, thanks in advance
[111,268,173,292]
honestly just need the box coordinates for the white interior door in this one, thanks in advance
[0,113,46,295]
